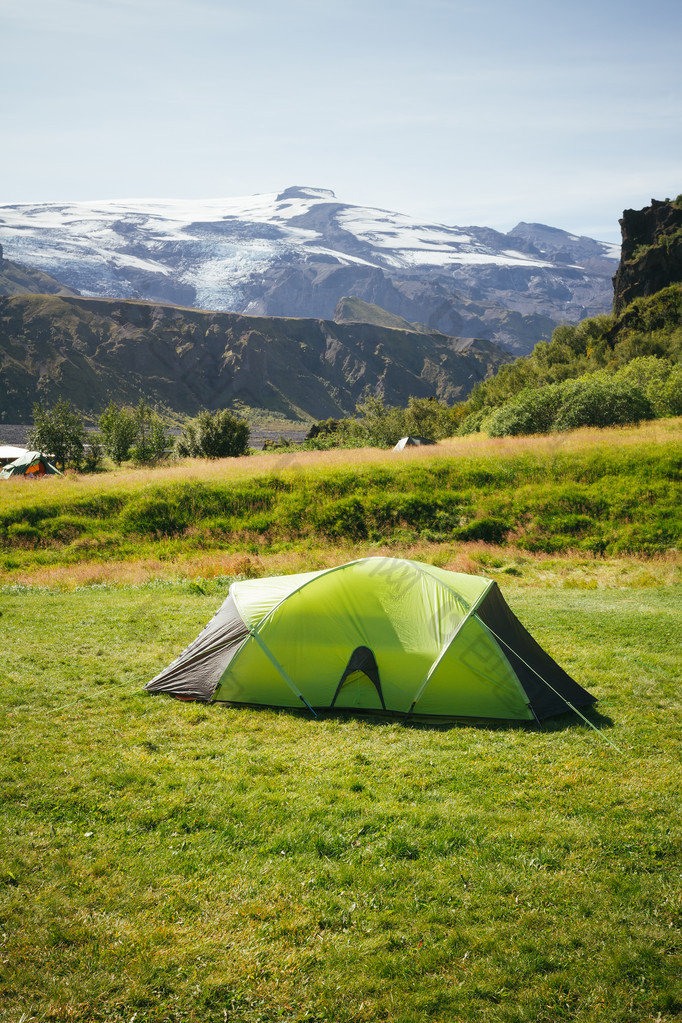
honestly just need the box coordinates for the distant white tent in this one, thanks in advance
[392,436,436,452]
[0,445,28,467]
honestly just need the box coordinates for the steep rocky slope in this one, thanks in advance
[0,294,510,423]
[612,197,682,313]
[0,244,79,298]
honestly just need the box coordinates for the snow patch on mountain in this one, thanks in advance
[0,188,619,352]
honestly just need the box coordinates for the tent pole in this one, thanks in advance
[250,630,318,718]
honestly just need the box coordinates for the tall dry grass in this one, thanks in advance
[1,417,678,514]
[4,541,679,592]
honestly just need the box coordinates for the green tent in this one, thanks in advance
[0,450,61,479]
[146,557,595,721]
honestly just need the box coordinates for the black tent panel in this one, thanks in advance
[330,646,385,710]
[146,593,250,701]
[476,583,596,720]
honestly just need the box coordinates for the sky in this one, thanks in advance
[3,0,681,242]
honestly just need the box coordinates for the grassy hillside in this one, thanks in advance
[1,572,680,1022]
[461,285,682,430]
[334,296,434,334]
[0,421,679,587]
[0,294,510,423]
[0,245,79,298]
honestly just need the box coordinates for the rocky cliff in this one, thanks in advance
[612,197,682,313]
[0,294,511,423]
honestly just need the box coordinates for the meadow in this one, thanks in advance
[1,420,681,1022]
[0,419,679,589]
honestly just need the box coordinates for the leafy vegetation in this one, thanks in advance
[482,375,654,438]
[1,571,680,1022]
[455,285,682,436]
[0,423,679,578]
[28,397,86,471]
[176,408,250,459]
[99,402,139,465]
[304,396,465,450]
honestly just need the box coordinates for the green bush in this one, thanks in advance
[552,376,652,431]
[486,385,563,436]
[176,409,250,459]
[485,376,654,437]
[455,517,511,543]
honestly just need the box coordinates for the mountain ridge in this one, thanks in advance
[0,187,618,355]
[0,293,511,423]
[0,243,80,298]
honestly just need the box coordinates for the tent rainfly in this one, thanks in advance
[0,451,61,479]
[146,557,595,721]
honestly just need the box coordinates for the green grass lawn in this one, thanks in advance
[1,577,680,1022]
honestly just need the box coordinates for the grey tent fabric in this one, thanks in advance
[146,593,249,700]
[475,582,596,720]
[392,436,436,451]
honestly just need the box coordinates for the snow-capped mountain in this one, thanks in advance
[0,186,619,353]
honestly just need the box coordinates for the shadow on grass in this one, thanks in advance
[210,698,615,735]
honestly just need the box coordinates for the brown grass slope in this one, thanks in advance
[0,294,510,422]
[0,244,79,299]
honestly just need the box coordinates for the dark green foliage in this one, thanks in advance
[176,408,250,459]
[99,402,138,464]
[27,398,85,470]
[82,433,105,473]
[306,395,467,450]
[130,400,170,465]
[485,376,654,437]
[485,385,563,437]
[305,418,340,442]
[462,285,682,433]
[552,377,653,431]
[455,517,511,543]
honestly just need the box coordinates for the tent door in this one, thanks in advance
[330,646,385,710]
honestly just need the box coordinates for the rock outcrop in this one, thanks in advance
[613,198,682,313]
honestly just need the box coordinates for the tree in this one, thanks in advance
[355,393,407,448]
[99,402,138,464]
[82,433,105,473]
[176,408,250,459]
[130,399,171,464]
[28,398,85,471]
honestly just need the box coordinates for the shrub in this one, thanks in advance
[552,376,653,431]
[176,409,250,459]
[486,385,563,436]
[455,517,511,543]
[485,376,655,437]
[659,364,682,415]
